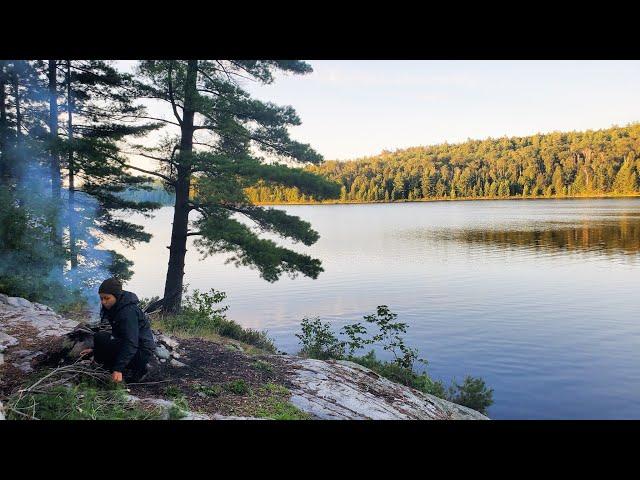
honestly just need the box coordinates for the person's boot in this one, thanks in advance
[129,356,160,383]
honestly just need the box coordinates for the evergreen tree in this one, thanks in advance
[613,154,638,193]
[53,59,162,286]
[132,60,340,312]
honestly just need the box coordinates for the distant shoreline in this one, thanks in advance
[251,193,640,207]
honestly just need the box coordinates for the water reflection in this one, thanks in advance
[398,215,640,261]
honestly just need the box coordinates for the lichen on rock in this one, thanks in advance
[279,357,489,420]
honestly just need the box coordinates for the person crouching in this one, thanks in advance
[81,277,157,383]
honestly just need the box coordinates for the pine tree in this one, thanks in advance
[613,155,638,194]
[132,60,339,312]
[54,60,162,285]
[0,61,9,182]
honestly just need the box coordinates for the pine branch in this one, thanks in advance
[119,114,180,127]
[126,151,178,166]
[116,160,175,184]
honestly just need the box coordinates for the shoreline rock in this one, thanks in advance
[280,357,488,420]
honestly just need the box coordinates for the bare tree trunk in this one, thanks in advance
[66,60,78,270]
[162,60,197,313]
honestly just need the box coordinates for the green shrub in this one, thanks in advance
[295,306,493,414]
[297,306,425,370]
[351,350,447,398]
[159,289,276,352]
[225,379,251,395]
[296,317,345,360]
[446,376,494,416]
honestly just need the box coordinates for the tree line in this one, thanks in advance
[245,124,640,203]
[0,60,339,311]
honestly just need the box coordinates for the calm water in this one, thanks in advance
[103,198,640,419]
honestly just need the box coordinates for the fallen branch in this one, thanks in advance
[125,380,171,386]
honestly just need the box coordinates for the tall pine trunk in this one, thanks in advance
[12,70,22,184]
[66,60,78,270]
[0,61,7,182]
[49,60,61,200]
[0,62,9,184]
[162,60,197,313]
[11,69,24,209]
[49,60,64,282]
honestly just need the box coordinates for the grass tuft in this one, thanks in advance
[225,379,251,396]
[6,379,162,420]
[252,383,311,420]
[148,289,277,353]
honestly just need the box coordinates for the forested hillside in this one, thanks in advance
[246,124,640,203]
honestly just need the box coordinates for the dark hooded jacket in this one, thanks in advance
[100,290,156,372]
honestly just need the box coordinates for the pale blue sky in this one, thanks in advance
[118,60,640,163]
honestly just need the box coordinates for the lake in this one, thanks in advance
[102,198,640,419]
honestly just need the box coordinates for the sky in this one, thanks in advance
[117,60,640,165]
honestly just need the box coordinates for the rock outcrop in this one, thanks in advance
[0,295,489,420]
[280,357,488,420]
[0,294,80,373]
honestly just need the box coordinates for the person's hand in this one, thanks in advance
[112,371,123,383]
[79,348,93,357]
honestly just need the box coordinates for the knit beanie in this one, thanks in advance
[98,277,123,297]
